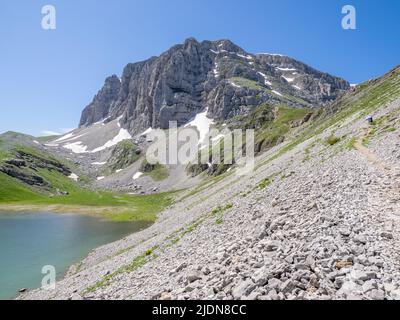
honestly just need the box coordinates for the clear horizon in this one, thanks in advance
[1,0,399,136]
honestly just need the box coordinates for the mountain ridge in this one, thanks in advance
[79,38,349,134]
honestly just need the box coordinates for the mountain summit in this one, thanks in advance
[79,38,349,134]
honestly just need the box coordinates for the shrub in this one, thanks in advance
[326,135,341,146]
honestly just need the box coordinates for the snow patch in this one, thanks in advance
[282,76,295,83]
[116,169,123,173]
[97,176,105,181]
[236,53,253,60]
[63,141,88,154]
[91,128,132,153]
[33,140,40,144]
[141,127,153,136]
[277,67,297,71]
[68,173,79,181]
[55,132,75,142]
[272,90,283,97]
[92,162,106,166]
[184,109,214,145]
[292,85,301,90]
[133,172,143,180]
[257,72,272,86]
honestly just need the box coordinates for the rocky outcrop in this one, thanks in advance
[79,75,121,127]
[16,151,71,176]
[79,38,350,134]
[0,164,48,186]
[107,140,141,171]
[0,150,71,187]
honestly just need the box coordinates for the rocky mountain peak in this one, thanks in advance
[79,38,350,134]
[79,74,121,127]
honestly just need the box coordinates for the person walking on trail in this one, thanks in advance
[367,115,374,124]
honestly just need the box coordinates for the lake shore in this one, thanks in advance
[0,203,154,222]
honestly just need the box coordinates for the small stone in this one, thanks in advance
[160,292,172,300]
[369,289,385,300]
[362,280,378,293]
[295,263,310,271]
[380,232,393,239]
[231,280,256,300]
[336,260,353,269]
[339,228,351,237]
[202,267,211,275]
[267,289,279,300]
[368,256,384,267]
[176,262,187,272]
[264,241,279,252]
[280,279,296,294]
[187,271,202,283]
[267,278,282,290]
[252,267,268,286]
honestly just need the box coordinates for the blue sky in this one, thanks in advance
[0,0,399,136]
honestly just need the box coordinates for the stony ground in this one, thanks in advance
[20,98,400,300]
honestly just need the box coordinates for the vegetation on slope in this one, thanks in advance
[0,140,175,222]
[140,160,169,181]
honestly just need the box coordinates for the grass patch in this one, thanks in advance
[346,137,357,150]
[257,177,272,189]
[230,77,264,90]
[141,161,169,181]
[83,245,159,294]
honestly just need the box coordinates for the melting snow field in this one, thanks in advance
[97,176,105,181]
[92,162,106,166]
[184,109,214,145]
[133,172,143,180]
[282,76,295,83]
[54,133,75,143]
[63,141,88,154]
[91,128,132,153]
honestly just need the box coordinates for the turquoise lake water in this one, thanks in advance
[0,212,151,300]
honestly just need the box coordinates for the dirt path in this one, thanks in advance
[354,128,392,174]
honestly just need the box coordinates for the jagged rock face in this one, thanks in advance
[79,38,349,134]
[79,75,121,127]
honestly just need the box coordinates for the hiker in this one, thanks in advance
[367,115,374,124]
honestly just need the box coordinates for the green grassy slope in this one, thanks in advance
[0,138,176,221]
